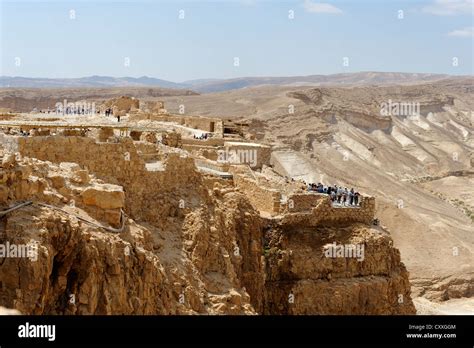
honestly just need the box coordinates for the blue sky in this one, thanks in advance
[0,0,472,81]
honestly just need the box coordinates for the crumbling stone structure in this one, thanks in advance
[102,96,139,114]
[141,101,166,114]
[131,112,224,137]
[233,173,281,214]
[0,155,124,228]
[230,165,375,226]
[222,141,271,170]
[161,131,182,148]
[3,135,201,226]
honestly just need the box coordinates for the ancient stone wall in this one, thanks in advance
[281,193,328,213]
[182,145,218,161]
[184,116,223,134]
[0,156,124,228]
[131,113,224,136]
[102,96,139,114]
[181,138,248,163]
[15,136,144,185]
[223,142,271,170]
[134,142,162,162]
[233,174,281,214]
[280,196,376,227]
[194,158,230,173]
[7,135,202,225]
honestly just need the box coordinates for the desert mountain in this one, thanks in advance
[0,72,459,93]
[0,75,183,89]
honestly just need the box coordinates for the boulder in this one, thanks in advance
[81,184,125,210]
[48,174,65,189]
[2,153,16,168]
[140,132,157,144]
[60,162,81,172]
[72,170,90,184]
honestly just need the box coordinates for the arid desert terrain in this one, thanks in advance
[0,72,472,315]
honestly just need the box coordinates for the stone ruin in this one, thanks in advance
[100,96,140,115]
[0,103,416,315]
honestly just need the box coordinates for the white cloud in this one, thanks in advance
[303,0,343,14]
[448,26,474,37]
[423,0,473,16]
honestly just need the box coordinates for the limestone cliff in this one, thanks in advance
[263,223,415,314]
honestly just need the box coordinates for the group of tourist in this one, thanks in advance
[55,106,95,115]
[193,133,209,140]
[307,182,361,206]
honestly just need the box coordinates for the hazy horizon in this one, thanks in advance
[1,70,472,84]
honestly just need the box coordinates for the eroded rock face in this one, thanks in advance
[0,190,264,315]
[0,210,174,315]
[263,224,416,314]
[0,153,264,314]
